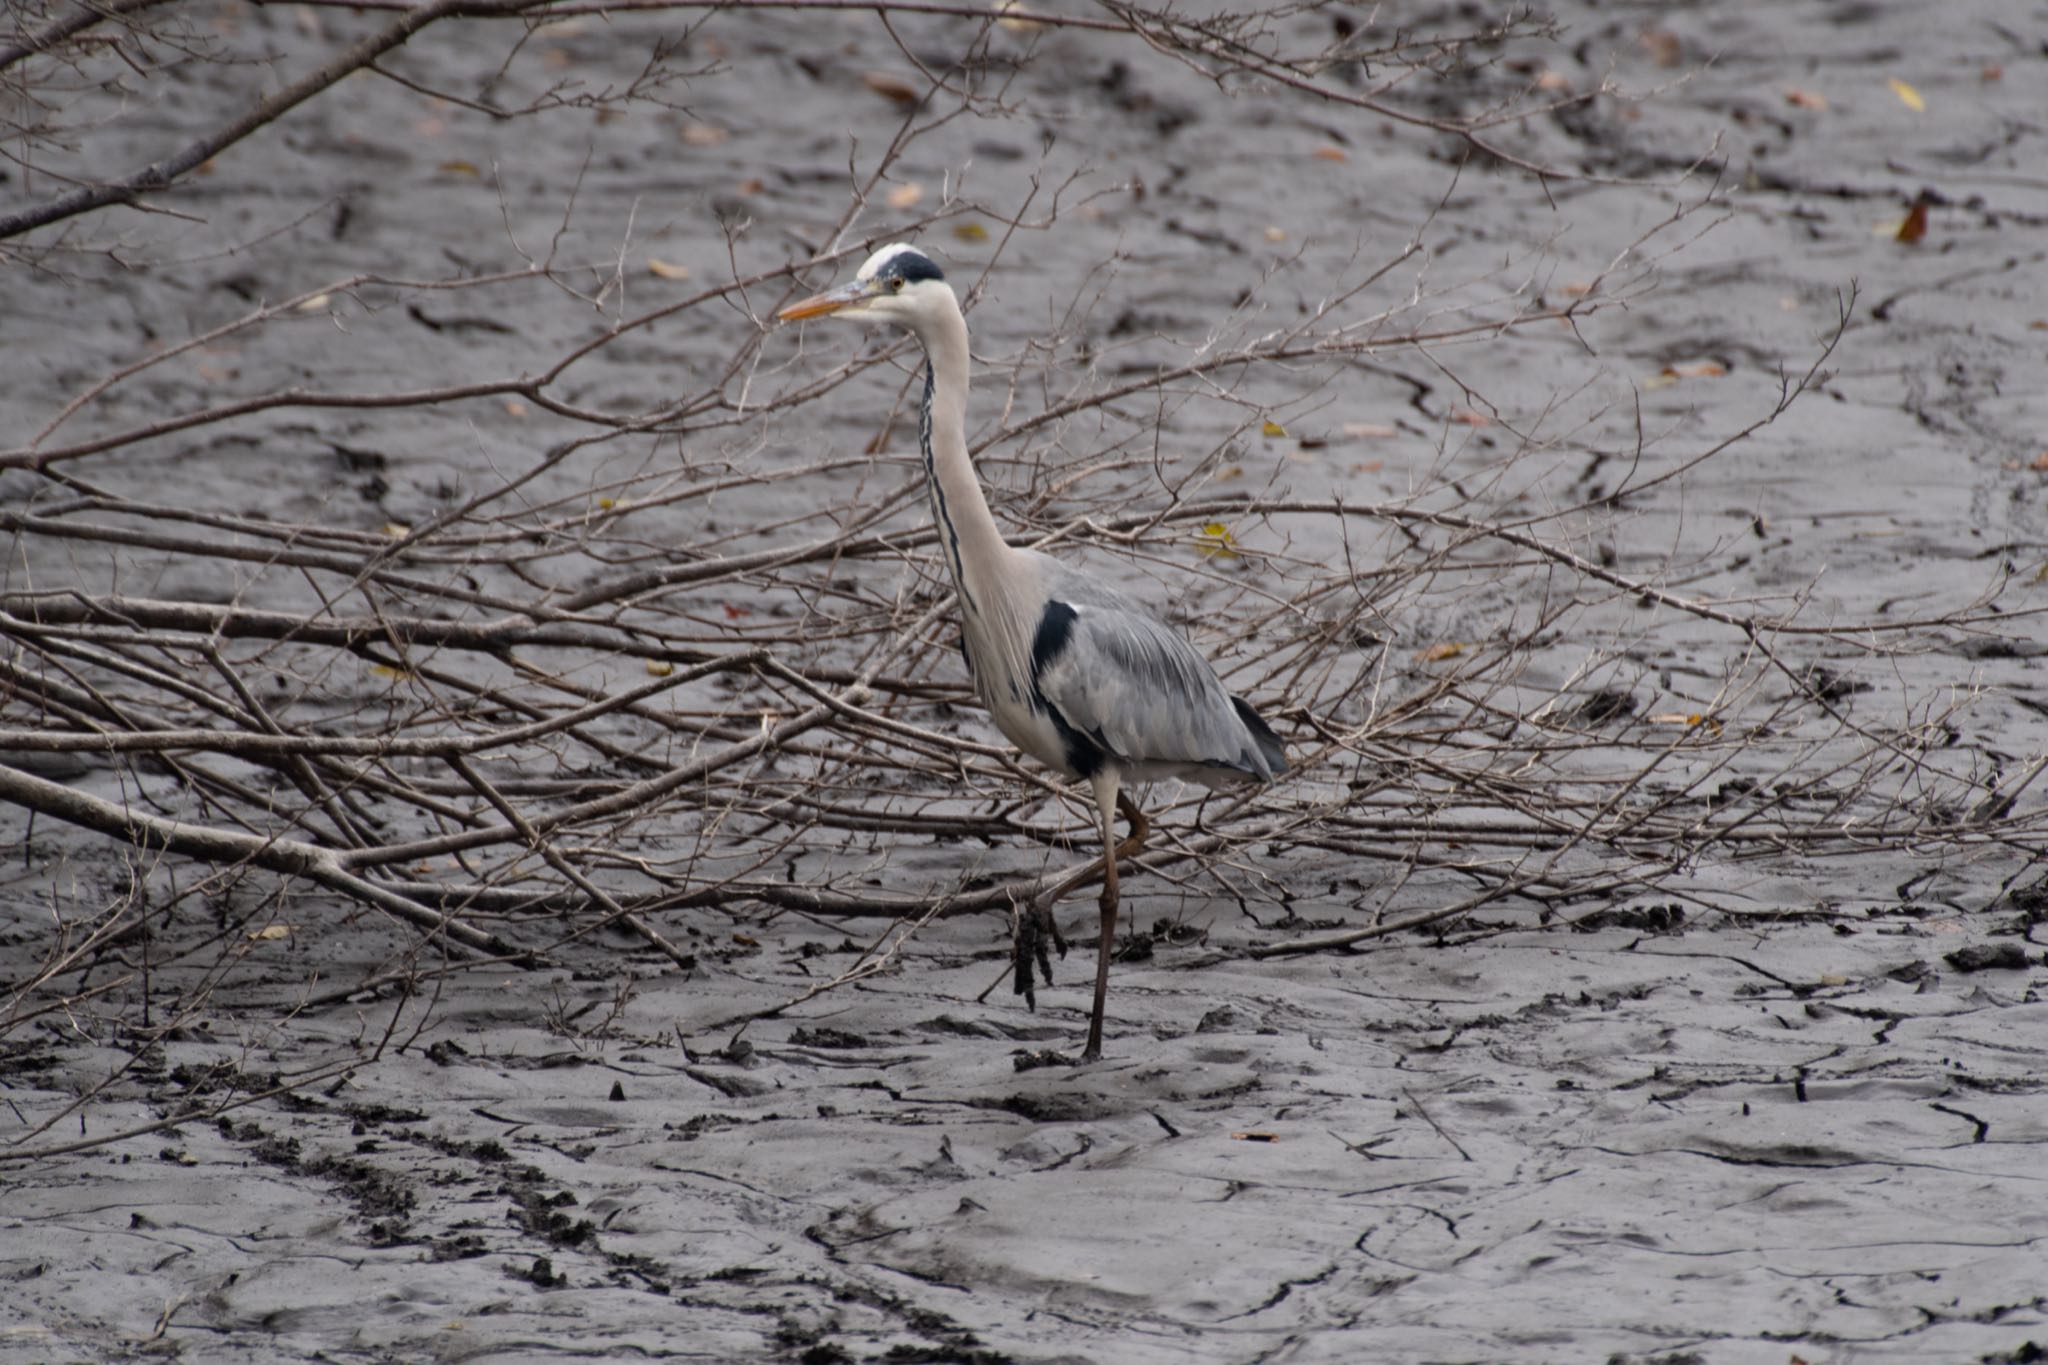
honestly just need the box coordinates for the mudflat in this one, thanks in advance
[3,3,2044,1362]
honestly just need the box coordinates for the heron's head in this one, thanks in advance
[777,244,951,330]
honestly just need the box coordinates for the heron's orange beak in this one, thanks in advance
[777,279,872,321]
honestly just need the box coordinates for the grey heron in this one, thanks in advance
[779,243,1287,1059]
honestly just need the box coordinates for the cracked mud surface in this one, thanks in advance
[5,2,2048,1362]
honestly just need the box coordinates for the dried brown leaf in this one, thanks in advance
[863,72,921,105]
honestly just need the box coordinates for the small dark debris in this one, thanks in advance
[707,1264,772,1281]
[1575,687,1638,725]
[1011,1048,1078,1073]
[425,1039,469,1066]
[346,1101,426,1127]
[789,1026,871,1049]
[1944,943,2032,973]
[1711,777,1758,807]
[1958,637,2048,660]
[1981,1344,2046,1365]
[1573,903,1686,934]
[1995,881,2048,923]
[667,1112,743,1141]
[1803,666,1870,702]
[512,1255,564,1288]
[407,303,515,335]
[609,1080,626,1102]
[429,1234,487,1261]
[876,1343,1008,1364]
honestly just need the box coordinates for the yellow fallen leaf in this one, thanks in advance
[369,664,412,681]
[646,659,674,676]
[992,0,1045,34]
[1888,77,1925,112]
[1661,361,1727,381]
[504,400,528,418]
[1312,144,1348,163]
[1261,419,1287,438]
[596,497,616,509]
[1416,642,1465,663]
[1263,226,1286,243]
[648,257,692,280]
[1195,522,1241,559]
[1534,69,1571,92]
[886,182,924,209]
[952,221,989,241]
[248,924,292,941]
[296,294,331,312]
[438,159,479,178]
[1450,408,1491,427]
[381,522,411,538]
[680,123,729,146]
[1341,422,1396,439]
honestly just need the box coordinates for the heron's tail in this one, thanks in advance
[1230,695,1289,780]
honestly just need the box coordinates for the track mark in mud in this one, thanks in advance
[1930,1101,1991,1144]
[205,1088,708,1299]
[1221,1260,1342,1322]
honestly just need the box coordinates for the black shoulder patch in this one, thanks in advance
[890,250,945,284]
[1030,600,1077,685]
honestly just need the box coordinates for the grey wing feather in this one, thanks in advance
[1032,565,1285,780]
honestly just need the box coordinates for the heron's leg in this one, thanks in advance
[1083,773,1123,1061]
[1114,790,1149,861]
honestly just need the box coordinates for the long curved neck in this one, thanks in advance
[912,297,1012,613]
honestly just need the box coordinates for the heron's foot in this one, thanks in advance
[1011,899,1066,1008]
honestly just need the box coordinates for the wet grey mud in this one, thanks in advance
[2,2,2045,1362]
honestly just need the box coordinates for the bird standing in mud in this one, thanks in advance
[778,244,1287,1059]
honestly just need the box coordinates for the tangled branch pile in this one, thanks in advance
[4,0,2042,1138]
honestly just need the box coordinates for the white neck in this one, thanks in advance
[909,294,1018,614]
